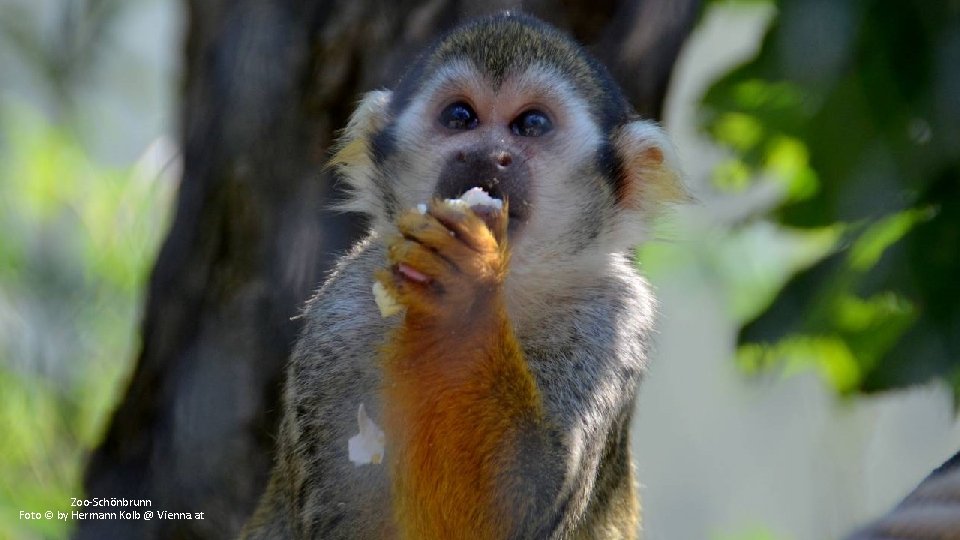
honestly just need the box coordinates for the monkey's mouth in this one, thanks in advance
[446,185,531,235]
[433,150,533,235]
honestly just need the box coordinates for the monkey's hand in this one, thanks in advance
[376,199,509,319]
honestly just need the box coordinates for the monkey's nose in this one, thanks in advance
[493,150,513,169]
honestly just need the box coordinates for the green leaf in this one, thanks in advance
[704,0,960,399]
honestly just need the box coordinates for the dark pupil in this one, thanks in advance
[513,110,552,137]
[441,103,477,130]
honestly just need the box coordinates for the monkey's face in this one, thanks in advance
[332,15,686,280]
[386,62,611,256]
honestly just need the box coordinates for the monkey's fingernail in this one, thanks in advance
[397,263,431,284]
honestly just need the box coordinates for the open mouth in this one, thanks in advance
[433,170,533,236]
[467,193,528,234]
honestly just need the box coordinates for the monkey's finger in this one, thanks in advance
[426,200,498,253]
[386,237,457,289]
[395,211,476,272]
[476,199,509,246]
[374,267,439,316]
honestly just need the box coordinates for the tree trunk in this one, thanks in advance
[79,1,700,538]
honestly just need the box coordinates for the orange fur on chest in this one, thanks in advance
[381,299,542,540]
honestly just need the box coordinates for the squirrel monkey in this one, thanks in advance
[243,12,684,540]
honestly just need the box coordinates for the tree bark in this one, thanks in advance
[79,1,700,538]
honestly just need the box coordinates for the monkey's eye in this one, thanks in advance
[440,102,479,130]
[511,110,553,137]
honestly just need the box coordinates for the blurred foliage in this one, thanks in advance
[0,0,127,119]
[0,101,173,538]
[0,1,173,537]
[713,525,786,540]
[701,0,960,398]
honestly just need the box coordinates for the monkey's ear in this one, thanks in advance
[612,120,688,215]
[329,90,392,215]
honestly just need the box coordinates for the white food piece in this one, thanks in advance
[416,203,428,214]
[444,186,503,210]
[348,403,385,466]
[444,198,469,209]
[372,280,401,318]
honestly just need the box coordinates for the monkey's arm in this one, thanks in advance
[377,202,559,539]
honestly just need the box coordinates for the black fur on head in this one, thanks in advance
[370,12,637,199]
[391,12,634,134]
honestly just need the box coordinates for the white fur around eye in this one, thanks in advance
[384,62,490,211]
[394,61,481,140]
